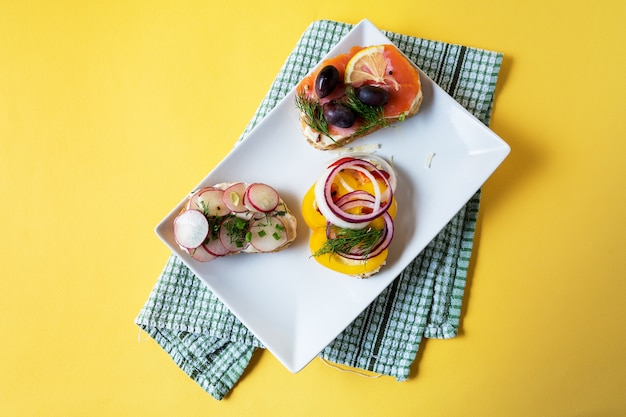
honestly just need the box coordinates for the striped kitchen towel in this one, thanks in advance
[135,19,503,400]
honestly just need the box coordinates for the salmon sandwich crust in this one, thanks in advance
[295,44,423,150]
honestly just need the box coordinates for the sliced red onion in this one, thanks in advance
[318,158,393,226]
[314,154,396,232]
[335,171,356,194]
[314,171,367,230]
[334,190,375,207]
[325,211,394,260]
[339,152,397,192]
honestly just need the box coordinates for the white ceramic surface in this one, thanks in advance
[155,19,510,373]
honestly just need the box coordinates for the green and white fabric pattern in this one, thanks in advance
[135,19,503,400]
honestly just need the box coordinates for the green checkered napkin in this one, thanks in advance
[135,19,503,400]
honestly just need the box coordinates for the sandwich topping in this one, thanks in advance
[302,153,397,277]
[173,182,297,262]
[295,44,422,149]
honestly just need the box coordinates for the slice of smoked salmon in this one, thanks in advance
[297,44,421,119]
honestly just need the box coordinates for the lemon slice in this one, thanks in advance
[344,45,399,89]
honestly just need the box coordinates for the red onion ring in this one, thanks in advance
[325,210,394,260]
[312,153,398,261]
[315,157,393,229]
[339,153,397,192]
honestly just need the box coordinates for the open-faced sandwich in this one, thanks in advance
[302,153,397,278]
[173,182,297,262]
[295,44,423,150]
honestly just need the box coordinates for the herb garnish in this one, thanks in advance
[296,86,388,139]
[197,201,222,242]
[295,92,334,141]
[313,226,383,259]
[221,215,250,247]
[342,86,387,136]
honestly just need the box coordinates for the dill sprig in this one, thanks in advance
[342,86,387,136]
[295,92,333,140]
[313,226,383,259]
[295,87,388,140]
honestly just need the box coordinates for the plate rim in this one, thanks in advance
[155,19,510,373]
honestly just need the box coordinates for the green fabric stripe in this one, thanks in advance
[139,326,254,400]
[367,278,401,370]
[449,46,467,97]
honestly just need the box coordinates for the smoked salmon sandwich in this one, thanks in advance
[173,182,297,262]
[295,44,423,150]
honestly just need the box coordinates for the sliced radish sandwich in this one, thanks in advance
[173,182,297,262]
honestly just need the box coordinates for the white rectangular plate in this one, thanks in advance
[155,19,510,373]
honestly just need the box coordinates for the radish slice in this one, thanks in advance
[187,245,217,262]
[222,182,248,213]
[244,183,280,213]
[189,187,231,217]
[203,235,231,256]
[249,217,288,252]
[173,209,209,249]
[219,217,250,252]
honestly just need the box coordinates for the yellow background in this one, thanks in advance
[1,0,625,415]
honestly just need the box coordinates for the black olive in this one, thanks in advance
[356,85,389,107]
[315,65,340,98]
[323,102,355,128]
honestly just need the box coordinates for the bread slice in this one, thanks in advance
[296,44,423,150]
